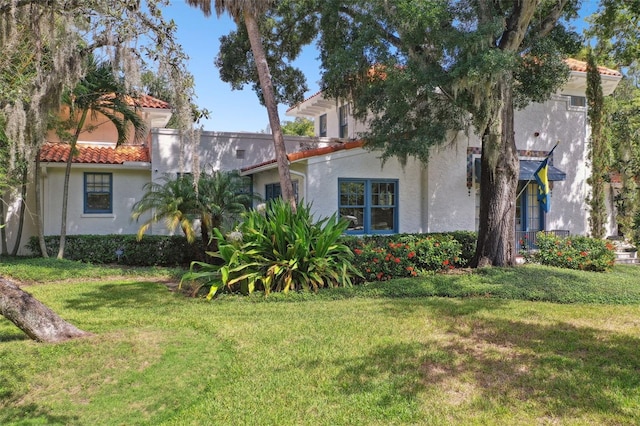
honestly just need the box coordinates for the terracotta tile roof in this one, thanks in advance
[134,94,171,109]
[39,143,150,164]
[242,140,364,173]
[565,58,621,77]
[287,140,364,161]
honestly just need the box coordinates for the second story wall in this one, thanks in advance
[151,128,340,180]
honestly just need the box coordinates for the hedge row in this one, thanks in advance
[27,232,477,269]
[27,235,208,267]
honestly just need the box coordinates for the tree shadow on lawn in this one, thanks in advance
[328,298,640,421]
[361,265,640,304]
[0,348,78,426]
[62,281,177,312]
[0,404,78,426]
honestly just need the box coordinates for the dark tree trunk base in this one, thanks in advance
[0,276,92,343]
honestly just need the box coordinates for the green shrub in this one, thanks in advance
[182,199,362,298]
[27,235,205,266]
[439,231,477,267]
[526,232,616,272]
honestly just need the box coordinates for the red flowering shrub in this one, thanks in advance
[345,235,461,282]
[526,232,616,272]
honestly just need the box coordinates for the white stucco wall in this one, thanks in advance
[424,140,477,232]
[40,165,151,237]
[151,129,338,181]
[515,94,591,235]
[313,104,369,140]
[250,163,308,205]
[425,94,594,236]
[251,148,426,233]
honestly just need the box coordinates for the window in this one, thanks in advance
[236,175,253,210]
[515,182,544,232]
[339,178,398,234]
[265,180,299,203]
[236,149,246,159]
[84,172,112,213]
[319,114,327,137]
[570,96,586,107]
[339,105,349,138]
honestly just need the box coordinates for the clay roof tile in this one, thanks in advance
[39,143,150,164]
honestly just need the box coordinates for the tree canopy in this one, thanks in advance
[0,0,196,184]
[586,2,640,242]
[217,0,582,266]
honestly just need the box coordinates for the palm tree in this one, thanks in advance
[132,170,257,252]
[196,169,258,250]
[131,174,200,244]
[186,0,297,212]
[56,56,146,259]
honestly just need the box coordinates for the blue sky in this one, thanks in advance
[164,1,321,133]
[164,1,600,133]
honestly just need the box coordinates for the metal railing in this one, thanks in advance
[516,229,569,251]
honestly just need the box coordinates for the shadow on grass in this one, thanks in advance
[317,264,640,305]
[0,331,29,342]
[0,405,78,426]
[329,298,640,421]
[62,281,176,312]
[0,347,79,425]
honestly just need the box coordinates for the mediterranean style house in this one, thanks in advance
[1,59,622,255]
[243,59,623,247]
[2,95,337,255]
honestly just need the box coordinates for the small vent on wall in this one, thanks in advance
[236,149,246,159]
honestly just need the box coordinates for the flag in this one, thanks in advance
[534,158,550,213]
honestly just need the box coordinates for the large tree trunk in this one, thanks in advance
[35,149,49,258]
[0,193,7,256]
[57,143,74,259]
[243,10,296,212]
[471,76,519,267]
[0,276,92,342]
[10,166,29,256]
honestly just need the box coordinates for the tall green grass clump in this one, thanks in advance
[182,199,361,298]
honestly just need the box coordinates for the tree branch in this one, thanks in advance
[530,0,571,40]
[337,5,402,48]
[499,0,538,51]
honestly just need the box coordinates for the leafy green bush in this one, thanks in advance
[346,235,462,282]
[27,235,205,266]
[182,199,362,298]
[439,231,477,267]
[525,232,616,272]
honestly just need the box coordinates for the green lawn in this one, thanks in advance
[1,259,640,425]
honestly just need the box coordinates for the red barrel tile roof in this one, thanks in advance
[135,94,171,109]
[39,143,150,164]
[242,140,364,172]
[565,58,621,77]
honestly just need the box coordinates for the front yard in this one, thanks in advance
[1,259,640,425]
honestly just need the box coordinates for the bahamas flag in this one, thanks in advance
[534,158,550,213]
